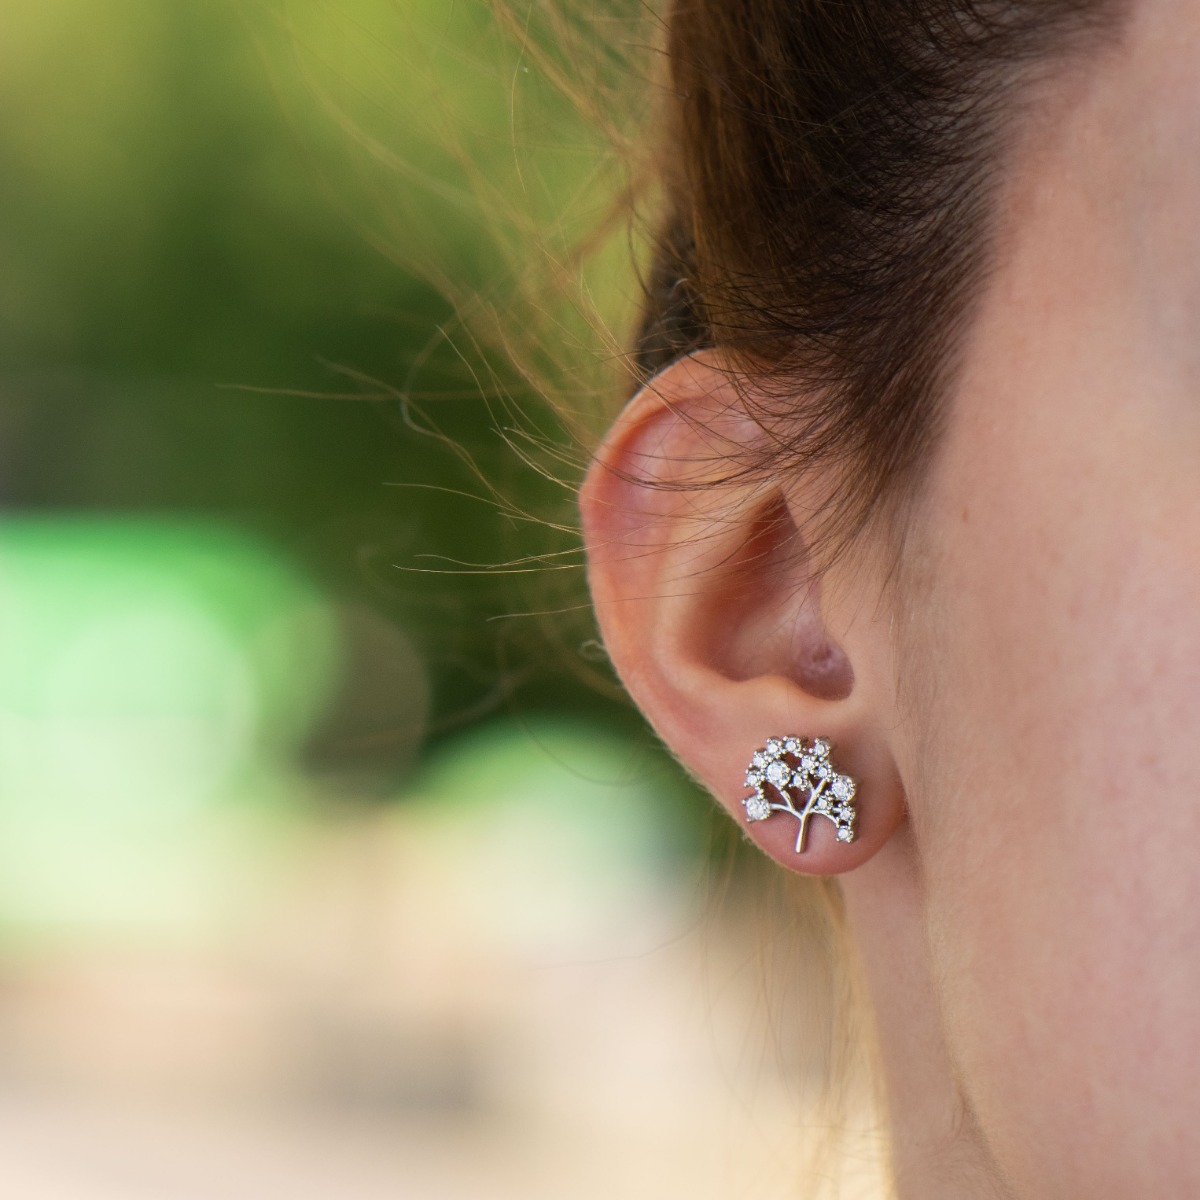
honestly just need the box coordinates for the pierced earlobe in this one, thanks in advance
[743,736,859,853]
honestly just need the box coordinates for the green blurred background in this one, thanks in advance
[0,0,713,943]
[0,6,882,1197]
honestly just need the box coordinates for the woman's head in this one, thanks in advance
[580,0,1200,1194]
[633,0,1125,561]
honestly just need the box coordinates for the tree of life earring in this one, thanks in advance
[742,737,858,853]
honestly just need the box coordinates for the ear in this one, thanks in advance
[579,352,905,874]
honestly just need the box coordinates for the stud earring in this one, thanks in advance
[743,736,858,853]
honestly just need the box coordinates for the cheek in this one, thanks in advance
[909,419,1200,1194]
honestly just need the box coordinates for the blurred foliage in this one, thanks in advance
[0,517,337,935]
[0,0,653,751]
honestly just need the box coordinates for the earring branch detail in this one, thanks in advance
[743,737,857,853]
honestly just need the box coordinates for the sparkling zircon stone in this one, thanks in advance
[765,760,791,788]
[832,775,855,801]
[751,751,768,770]
[836,826,855,842]
[764,738,784,757]
[783,737,801,754]
[810,738,831,758]
[745,793,772,822]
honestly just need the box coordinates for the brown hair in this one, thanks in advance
[632,0,1128,566]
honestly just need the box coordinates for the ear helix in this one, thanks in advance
[742,736,859,854]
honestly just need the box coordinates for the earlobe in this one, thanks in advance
[579,353,905,876]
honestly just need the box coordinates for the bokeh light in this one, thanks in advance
[0,518,337,937]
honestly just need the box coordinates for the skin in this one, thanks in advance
[581,2,1200,1195]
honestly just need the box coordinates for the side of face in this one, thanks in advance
[580,2,1200,1194]
[900,3,1200,1192]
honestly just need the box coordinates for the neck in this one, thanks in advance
[838,828,1011,1199]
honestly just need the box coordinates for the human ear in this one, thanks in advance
[579,353,905,874]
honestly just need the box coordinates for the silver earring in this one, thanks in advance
[743,736,858,853]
